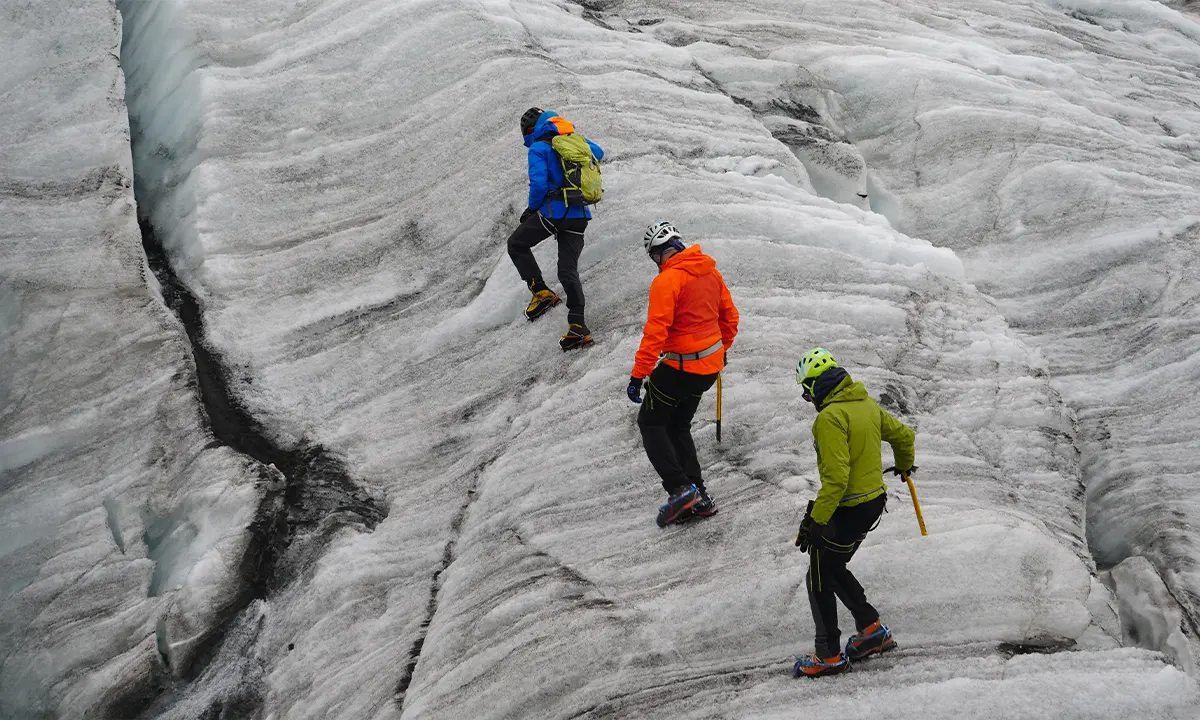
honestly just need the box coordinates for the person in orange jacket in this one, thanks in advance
[627,221,739,527]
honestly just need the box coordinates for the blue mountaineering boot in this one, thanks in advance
[656,484,700,527]
[845,620,897,661]
[691,490,717,518]
[793,652,850,678]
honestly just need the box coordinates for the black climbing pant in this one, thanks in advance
[807,494,887,657]
[507,213,588,326]
[637,363,718,495]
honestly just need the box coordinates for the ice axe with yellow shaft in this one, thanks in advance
[715,373,723,442]
[886,466,927,536]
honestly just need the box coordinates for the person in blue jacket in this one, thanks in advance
[508,107,604,351]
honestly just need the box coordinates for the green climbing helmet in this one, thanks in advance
[796,347,838,390]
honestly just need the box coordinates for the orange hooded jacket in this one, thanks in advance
[632,245,739,379]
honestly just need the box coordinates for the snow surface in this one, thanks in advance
[3,0,1200,717]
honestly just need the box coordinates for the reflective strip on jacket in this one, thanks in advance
[810,376,916,525]
[523,111,604,221]
[632,245,739,379]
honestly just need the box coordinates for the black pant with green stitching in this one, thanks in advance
[807,494,887,657]
[637,363,718,495]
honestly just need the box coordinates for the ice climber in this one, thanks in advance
[792,347,915,677]
[507,106,605,351]
[626,222,739,527]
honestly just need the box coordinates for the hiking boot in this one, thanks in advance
[845,620,896,661]
[656,484,700,527]
[559,322,593,351]
[793,652,850,678]
[525,289,561,321]
[691,491,717,517]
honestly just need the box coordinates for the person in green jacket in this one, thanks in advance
[792,347,915,678]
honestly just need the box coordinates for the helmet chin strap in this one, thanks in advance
[651,238,685,258]
[651,245,681,266]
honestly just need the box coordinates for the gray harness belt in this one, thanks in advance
[839,487,883,505]
[663,340,723,362]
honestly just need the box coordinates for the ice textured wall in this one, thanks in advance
[118,0,208,280]
[0,0,260,717]
[589,0,1200,664]
[107,0,1198,718]
[756,0,1200,632]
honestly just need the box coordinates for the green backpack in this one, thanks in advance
[548,133,603,206]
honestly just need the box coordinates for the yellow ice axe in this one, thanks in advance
[902,470,927,536]
[715,373,723,442]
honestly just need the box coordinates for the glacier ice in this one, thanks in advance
[0,0,260,716]
[3,0,1200,717]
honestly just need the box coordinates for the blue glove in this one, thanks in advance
[626,376,643,404]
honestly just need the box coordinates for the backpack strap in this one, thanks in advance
[536,136,577,207]
[531,137,557,207]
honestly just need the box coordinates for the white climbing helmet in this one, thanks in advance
[643,221,685,256]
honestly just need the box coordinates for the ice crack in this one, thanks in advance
[395,456,496,711]
[111,0,389,713]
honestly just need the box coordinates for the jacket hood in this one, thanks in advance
[815,370,867,409]
[523,111,575,147]
[661,244,715,277]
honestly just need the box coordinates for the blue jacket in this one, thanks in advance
[523,110,604,220]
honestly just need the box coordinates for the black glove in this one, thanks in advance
[795,500,819,552]
[884,465,918,477]
[626,376,643,404]
[520,207,537,223]
[796,517,827,553]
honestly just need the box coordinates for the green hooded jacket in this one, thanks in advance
[810,376,915,525]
